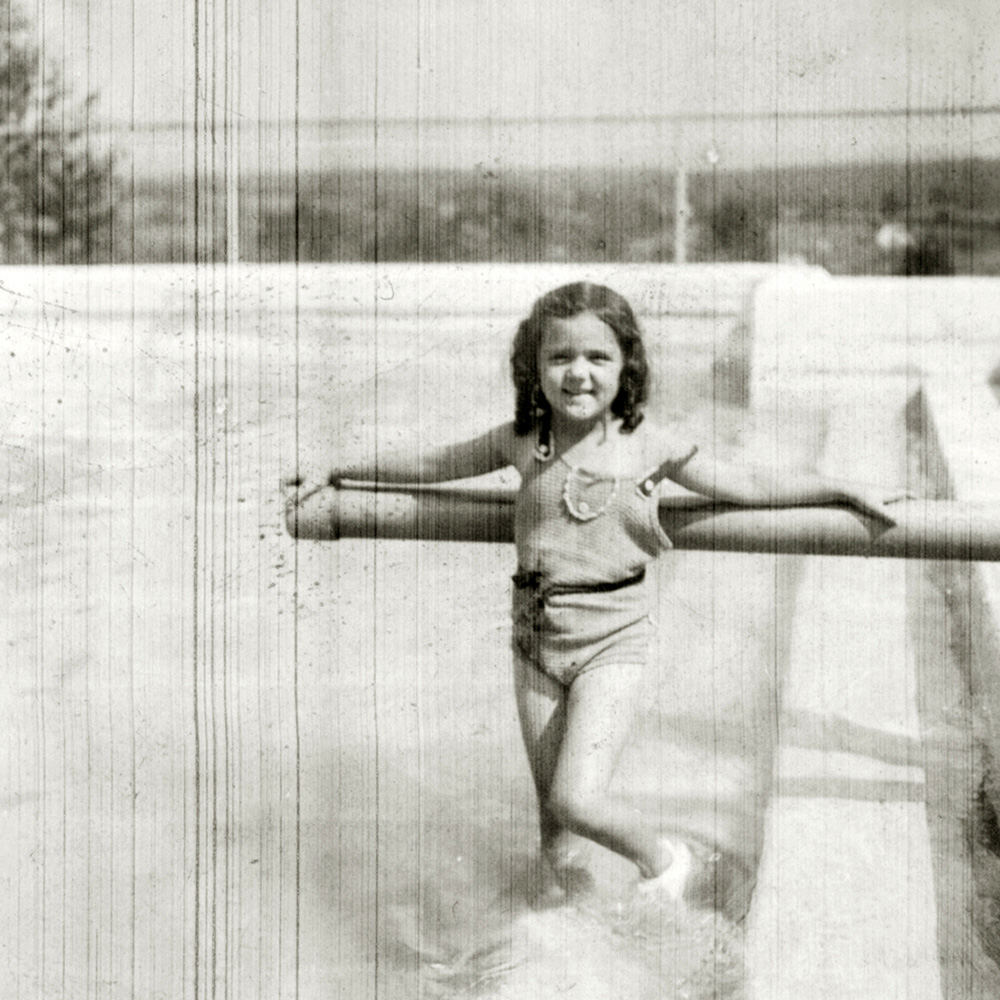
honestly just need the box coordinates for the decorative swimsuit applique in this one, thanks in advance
[533,426,620,522]
[533,425,699,523]
[559,460,619,522]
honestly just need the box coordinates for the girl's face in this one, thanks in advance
[537,311,624,427]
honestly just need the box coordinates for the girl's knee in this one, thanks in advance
[545,787,603,835]
[538,805,563,843]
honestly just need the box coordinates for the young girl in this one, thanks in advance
[293,281,901,904]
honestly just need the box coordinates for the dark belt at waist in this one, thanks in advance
[512,567,645,600]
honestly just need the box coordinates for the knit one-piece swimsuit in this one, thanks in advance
[510,425,697,686]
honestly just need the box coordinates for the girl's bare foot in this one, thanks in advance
[636,840,693,904]
[544,844,597,903]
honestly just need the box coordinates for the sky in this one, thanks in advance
[35,0,1000,172]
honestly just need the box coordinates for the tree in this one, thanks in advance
[0,0,116,263]
[700,192,775,263]
[901,232,954,277]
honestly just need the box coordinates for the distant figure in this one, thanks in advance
[875,221,913,253]
[875,220,954,276]
[287,282,906,907]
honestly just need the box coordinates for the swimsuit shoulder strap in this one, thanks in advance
[636,444,698,497]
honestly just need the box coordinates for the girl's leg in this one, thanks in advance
[546,661,673,879]
[512,653,593,889]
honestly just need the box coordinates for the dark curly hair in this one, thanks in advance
[511,282,649,437]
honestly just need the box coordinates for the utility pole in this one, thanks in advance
[675,138,721,265]
[224,0,240,264]
[674,122,689,264]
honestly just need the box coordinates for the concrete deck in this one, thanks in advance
[746,395,942,1000]
[5,264,1000,999]
[742,277,1000,1000]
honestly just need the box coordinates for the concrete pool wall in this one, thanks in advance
[743,272,1000,999]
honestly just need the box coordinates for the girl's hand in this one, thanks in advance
[280,470,339,494]
[280,470,318,492]
[844,488,914,527]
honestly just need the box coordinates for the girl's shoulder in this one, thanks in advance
[486,420,518,453]
[502,422,542,472]
[631,416,700,466]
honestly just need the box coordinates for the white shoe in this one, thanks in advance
[637,841,693,903]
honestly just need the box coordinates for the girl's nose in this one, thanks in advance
[566,356,590,381]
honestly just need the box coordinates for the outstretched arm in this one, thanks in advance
[665,448,905,524]
[283,422,515,488]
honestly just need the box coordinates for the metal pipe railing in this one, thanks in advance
[285,482,1000,561]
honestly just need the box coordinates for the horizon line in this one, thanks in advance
[96,104,1000,133]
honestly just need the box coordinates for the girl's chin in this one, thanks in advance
[552,404,607,425]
